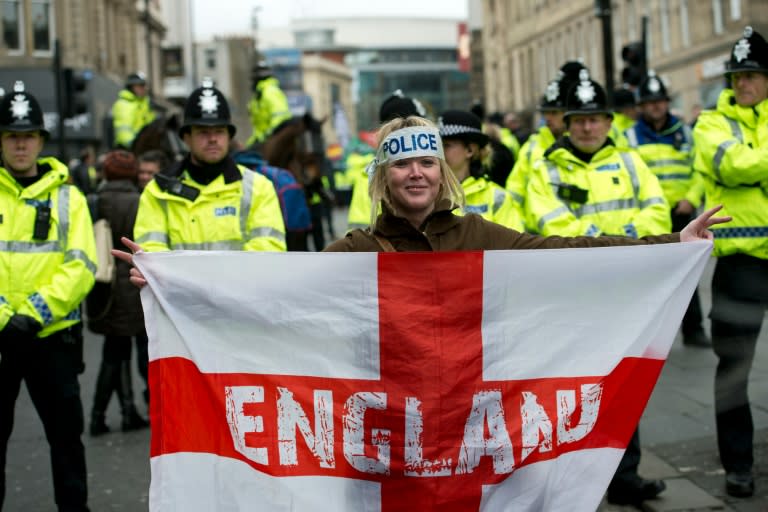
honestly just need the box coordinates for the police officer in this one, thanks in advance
[525,71,669,506]
[437,110,523,231]
[111,72,156,149]
[626,71,709,347]
[610,85,637,147]
[133,79,286,252]
[0,81,96,511]
[346,90,426,231]
[506,61,586,232]
[692,25,768,498]
[245,62,293,147]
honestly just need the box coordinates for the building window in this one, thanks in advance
[680,0,690,47]
[205,48,216,69]
[31,0,53,53]
[712,0,723,34]
[730,0,741,20]
[660,0,670,53]
[1,0,22,52]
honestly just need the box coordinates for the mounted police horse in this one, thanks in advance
[246,113,332,250]
[130,114,187,162]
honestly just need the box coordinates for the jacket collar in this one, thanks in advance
[164,154,242,185]
[374,199,461,237]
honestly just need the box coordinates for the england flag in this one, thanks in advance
[136,241,710,511]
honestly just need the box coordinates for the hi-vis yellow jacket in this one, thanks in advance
[246,77,293,146]
[112,89,155,148]
[346,153,376,231]
[626,114,704,208]
[506,125,557,232]
[526,141,671,237]
[693,89,768,259]
[134,160,286,252]
[0,157,96,337]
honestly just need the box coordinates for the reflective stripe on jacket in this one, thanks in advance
[462,176,523,231]
[112,89,156,148]
[526,143,671,238]
[0,157,96,336]
[692,89,768,258]
[626,115,704,208]
[247,77,293,146]
[134,164,287,252]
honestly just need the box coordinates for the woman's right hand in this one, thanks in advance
[112,237,147,288]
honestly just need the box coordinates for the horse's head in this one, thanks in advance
[262,115,327,188]
[131,114,186,162]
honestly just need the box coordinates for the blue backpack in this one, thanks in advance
[233,151,312,232]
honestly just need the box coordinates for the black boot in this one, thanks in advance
[90,362,118,436]
[117,360,149,432]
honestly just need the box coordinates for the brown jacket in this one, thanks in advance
[325,201,679,252]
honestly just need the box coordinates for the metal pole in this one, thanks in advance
[189,0,198,87]
[53,39,66,161]
[595,0,615,95]
[641,15,649,77]
[145,0,154,101]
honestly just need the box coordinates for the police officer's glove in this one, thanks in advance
[1,314,43,348]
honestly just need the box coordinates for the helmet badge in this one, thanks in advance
[734,38,751,62]
[10,94,30,121]
[575,69,596,104]
[648,77,661,93]
[198,89,219,115]
[546,80,560,102]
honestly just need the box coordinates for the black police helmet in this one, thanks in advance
[437,110,490,147]
[379,90,427,123]
[125,72,147,88]
[539,77,568,111]
[726,26,768,77]
[179,78,236,137]
[564,69,612,120]
[636,71,670,103]
[559,60,588,85]
[0,81,49,137]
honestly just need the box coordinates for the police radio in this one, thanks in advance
[556,183,589,204]
[155,174,200,202]
[33,202,52,240]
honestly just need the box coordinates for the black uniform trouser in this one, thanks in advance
[710,254,768,473]
[609,429,642,489]
[672,210,704,335]
[135,328,149,402]
[0,328,88,511]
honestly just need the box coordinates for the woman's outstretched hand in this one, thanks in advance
[680,205,731,242]
[112,237,147,288]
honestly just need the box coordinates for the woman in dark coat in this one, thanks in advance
[88,150,148,435]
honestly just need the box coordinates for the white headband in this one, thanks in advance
[366,126,444,180]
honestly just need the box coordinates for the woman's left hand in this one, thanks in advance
[112,237,148,288]
[680,205,731,242]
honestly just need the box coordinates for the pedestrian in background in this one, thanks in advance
[692,25,768,499]
[0,81,96,512]
[626,71,709,348]
[88,150,149,436]
[524,70,669,507]
[137,149,169,191]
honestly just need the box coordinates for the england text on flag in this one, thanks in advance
[136,242,711,511]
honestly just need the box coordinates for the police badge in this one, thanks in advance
[198,89,219,115]
[576,70,596,104]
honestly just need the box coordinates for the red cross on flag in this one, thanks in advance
[136,242,711,511]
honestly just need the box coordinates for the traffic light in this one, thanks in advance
[620,42,645,87]
[62,68,89,118]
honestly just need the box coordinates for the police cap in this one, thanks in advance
[563,70,612,119]
[180,78,236,137]
[612,86,637,109]
[125,72,147,88]
[437,110,489,147]
[636,71,670,103]
[726,26,768,76]
[0,81,49,137]
[379,90,427,123]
